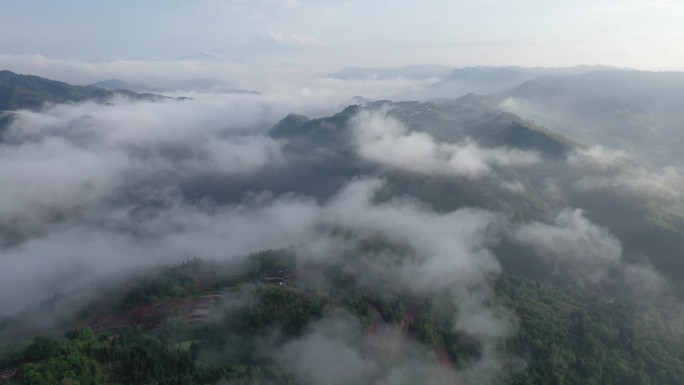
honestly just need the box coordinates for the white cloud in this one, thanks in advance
[0,136,129,229]
[566,146,684,199]
[501,180,526,193]
[315,177,504,295]
[0,96,289,241]
[513,208,623,282]
[256,30,323,46]
[567,146,628,171]
[274,311,463,385]
[576,0,684,13]
[350,109,540,178]
[575,167,684,198]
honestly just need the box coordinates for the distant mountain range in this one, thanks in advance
[0,70,260,115]
[268,89,684,283]
[497,69,684,166]
[5,66,684,167]
[333,65,684,167]
[431,65,619,95]
[89,78,151,92]
[0,70,180,112]
[327,65,455,80]
[271,101,576,158]
[90,78,260,94]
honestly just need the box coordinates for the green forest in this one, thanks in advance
[2,254,683,385]
[3,69,684,385]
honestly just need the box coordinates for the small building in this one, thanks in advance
[260,269,296,285]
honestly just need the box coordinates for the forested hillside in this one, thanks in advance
[2,70,684,385]
[0,71,176,112]
[2,256,682,385]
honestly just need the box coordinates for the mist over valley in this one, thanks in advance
[2,2,684,384]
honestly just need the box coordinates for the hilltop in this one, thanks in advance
[0,70,179,111]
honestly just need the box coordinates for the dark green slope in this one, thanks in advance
[270,104,361,145]
[269,113,311,137]
[268,99,684,285]
[466,112,578,157]
[0,70,174,111]
[2,257,683,385]
[265,100,569,222]
[271,100,577,157]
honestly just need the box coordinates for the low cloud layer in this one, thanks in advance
[0,91,517,377]
[568,146,684,199]
[351,109,540,179]
[0,98,287,240]
[513,208,623,283]
[308,178,503,294]
[274,311,464,385]
[2,78,684,383]
[0,54,440,102]
[512,207,672,304]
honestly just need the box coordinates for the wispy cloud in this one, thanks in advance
[351,109,540,179]
[577,0,684,13]
[252,30,324,47]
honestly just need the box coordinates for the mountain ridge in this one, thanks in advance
[0,70,180,112]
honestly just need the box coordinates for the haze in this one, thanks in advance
[2,0,684,85]
[3,1,684,384]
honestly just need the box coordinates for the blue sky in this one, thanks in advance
[1,0,683,70]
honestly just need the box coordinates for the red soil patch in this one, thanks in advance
[88,296,217,331]
[367,304,386,334]
[435,342,466,384]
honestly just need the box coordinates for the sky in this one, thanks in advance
[1,0,684,74]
